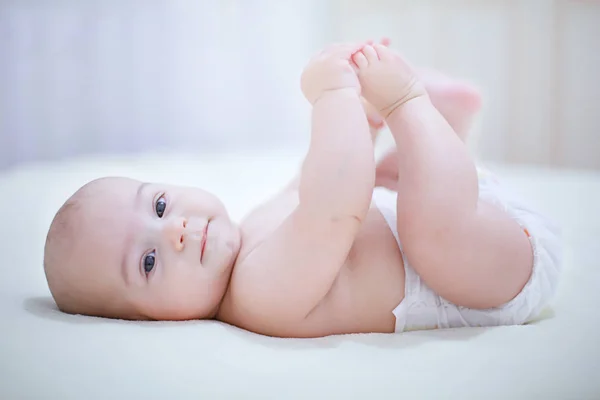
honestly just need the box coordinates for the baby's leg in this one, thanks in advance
[374,69,481,191]
[375,37,480,140]
[417,68,481,142]
[371,68,481,142]
[372,37,480,141]
[357,45,533,310]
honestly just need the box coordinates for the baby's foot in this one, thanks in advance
[418,68,482,138]
[352,44,427,119]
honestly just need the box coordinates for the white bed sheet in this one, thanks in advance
[1,149,599,399]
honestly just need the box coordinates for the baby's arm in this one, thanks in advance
[356,44,532,309]
[283,97,382,193]
[300,89,374,219]
[235,44,374,331]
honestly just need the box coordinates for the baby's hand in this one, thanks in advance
[301,43,365,105]
[352,44,427,118]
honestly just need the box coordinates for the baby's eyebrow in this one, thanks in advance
[136,182,149,205]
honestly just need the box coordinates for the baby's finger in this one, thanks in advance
[349,57,360,74]
[331,42,367,58]
[362,45,379,63]
[352,51,369,69]
[380,37,391,47]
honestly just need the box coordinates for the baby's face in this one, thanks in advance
[74,177,241,320]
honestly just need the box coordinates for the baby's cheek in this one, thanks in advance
[159,278,196,309]
[166,259,195,283]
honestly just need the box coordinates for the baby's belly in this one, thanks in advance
[316,208,406,335]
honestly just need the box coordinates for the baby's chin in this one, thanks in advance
[206,215,242,273]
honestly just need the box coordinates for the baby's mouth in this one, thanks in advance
[200,221,210,262]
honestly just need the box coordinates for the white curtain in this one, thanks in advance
[0,0,324,170]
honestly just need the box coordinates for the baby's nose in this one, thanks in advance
[163,217,187,251]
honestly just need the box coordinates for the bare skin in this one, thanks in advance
[358,44,532,310]
[46,41,530,339]
[215,43,531,338]
[374,67,482,191]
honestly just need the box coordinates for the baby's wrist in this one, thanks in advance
[313,87,359,105]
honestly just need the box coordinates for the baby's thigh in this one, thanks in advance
[397,180,536,310]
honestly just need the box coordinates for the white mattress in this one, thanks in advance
[1,149,599,399]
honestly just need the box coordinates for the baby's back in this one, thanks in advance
[217,190,405,338]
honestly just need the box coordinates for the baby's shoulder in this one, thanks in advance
[239,190,299,249]
[223,190,298,292]
[217,246,288,335]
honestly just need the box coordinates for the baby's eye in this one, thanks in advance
[155,195,167,218]
[143,251,156,275]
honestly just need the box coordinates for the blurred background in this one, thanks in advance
[1,0,598,171]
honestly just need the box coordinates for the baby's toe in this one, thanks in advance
[362,45,379,64]
[352,51,369,69]
[374,44,392,61]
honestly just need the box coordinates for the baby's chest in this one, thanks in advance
[239,192,299,255]
[299,210,406,334]
[334,208,405,299]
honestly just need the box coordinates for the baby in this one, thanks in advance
[43,41,562,337]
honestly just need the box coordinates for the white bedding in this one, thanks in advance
[1,149,599,399]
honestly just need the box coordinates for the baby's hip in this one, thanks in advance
[393,262,530,332]
[374,167,563,332]
[393,219,562,333]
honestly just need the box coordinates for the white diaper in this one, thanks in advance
[372,167,563,332]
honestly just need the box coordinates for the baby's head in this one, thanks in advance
[43,177,241,321]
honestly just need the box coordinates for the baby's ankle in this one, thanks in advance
[314,87,360,105]
[382,82,428,119]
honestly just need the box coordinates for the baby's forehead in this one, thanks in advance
[74,177,143,228]
[68,181,139,269]
[46,179,137,294]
